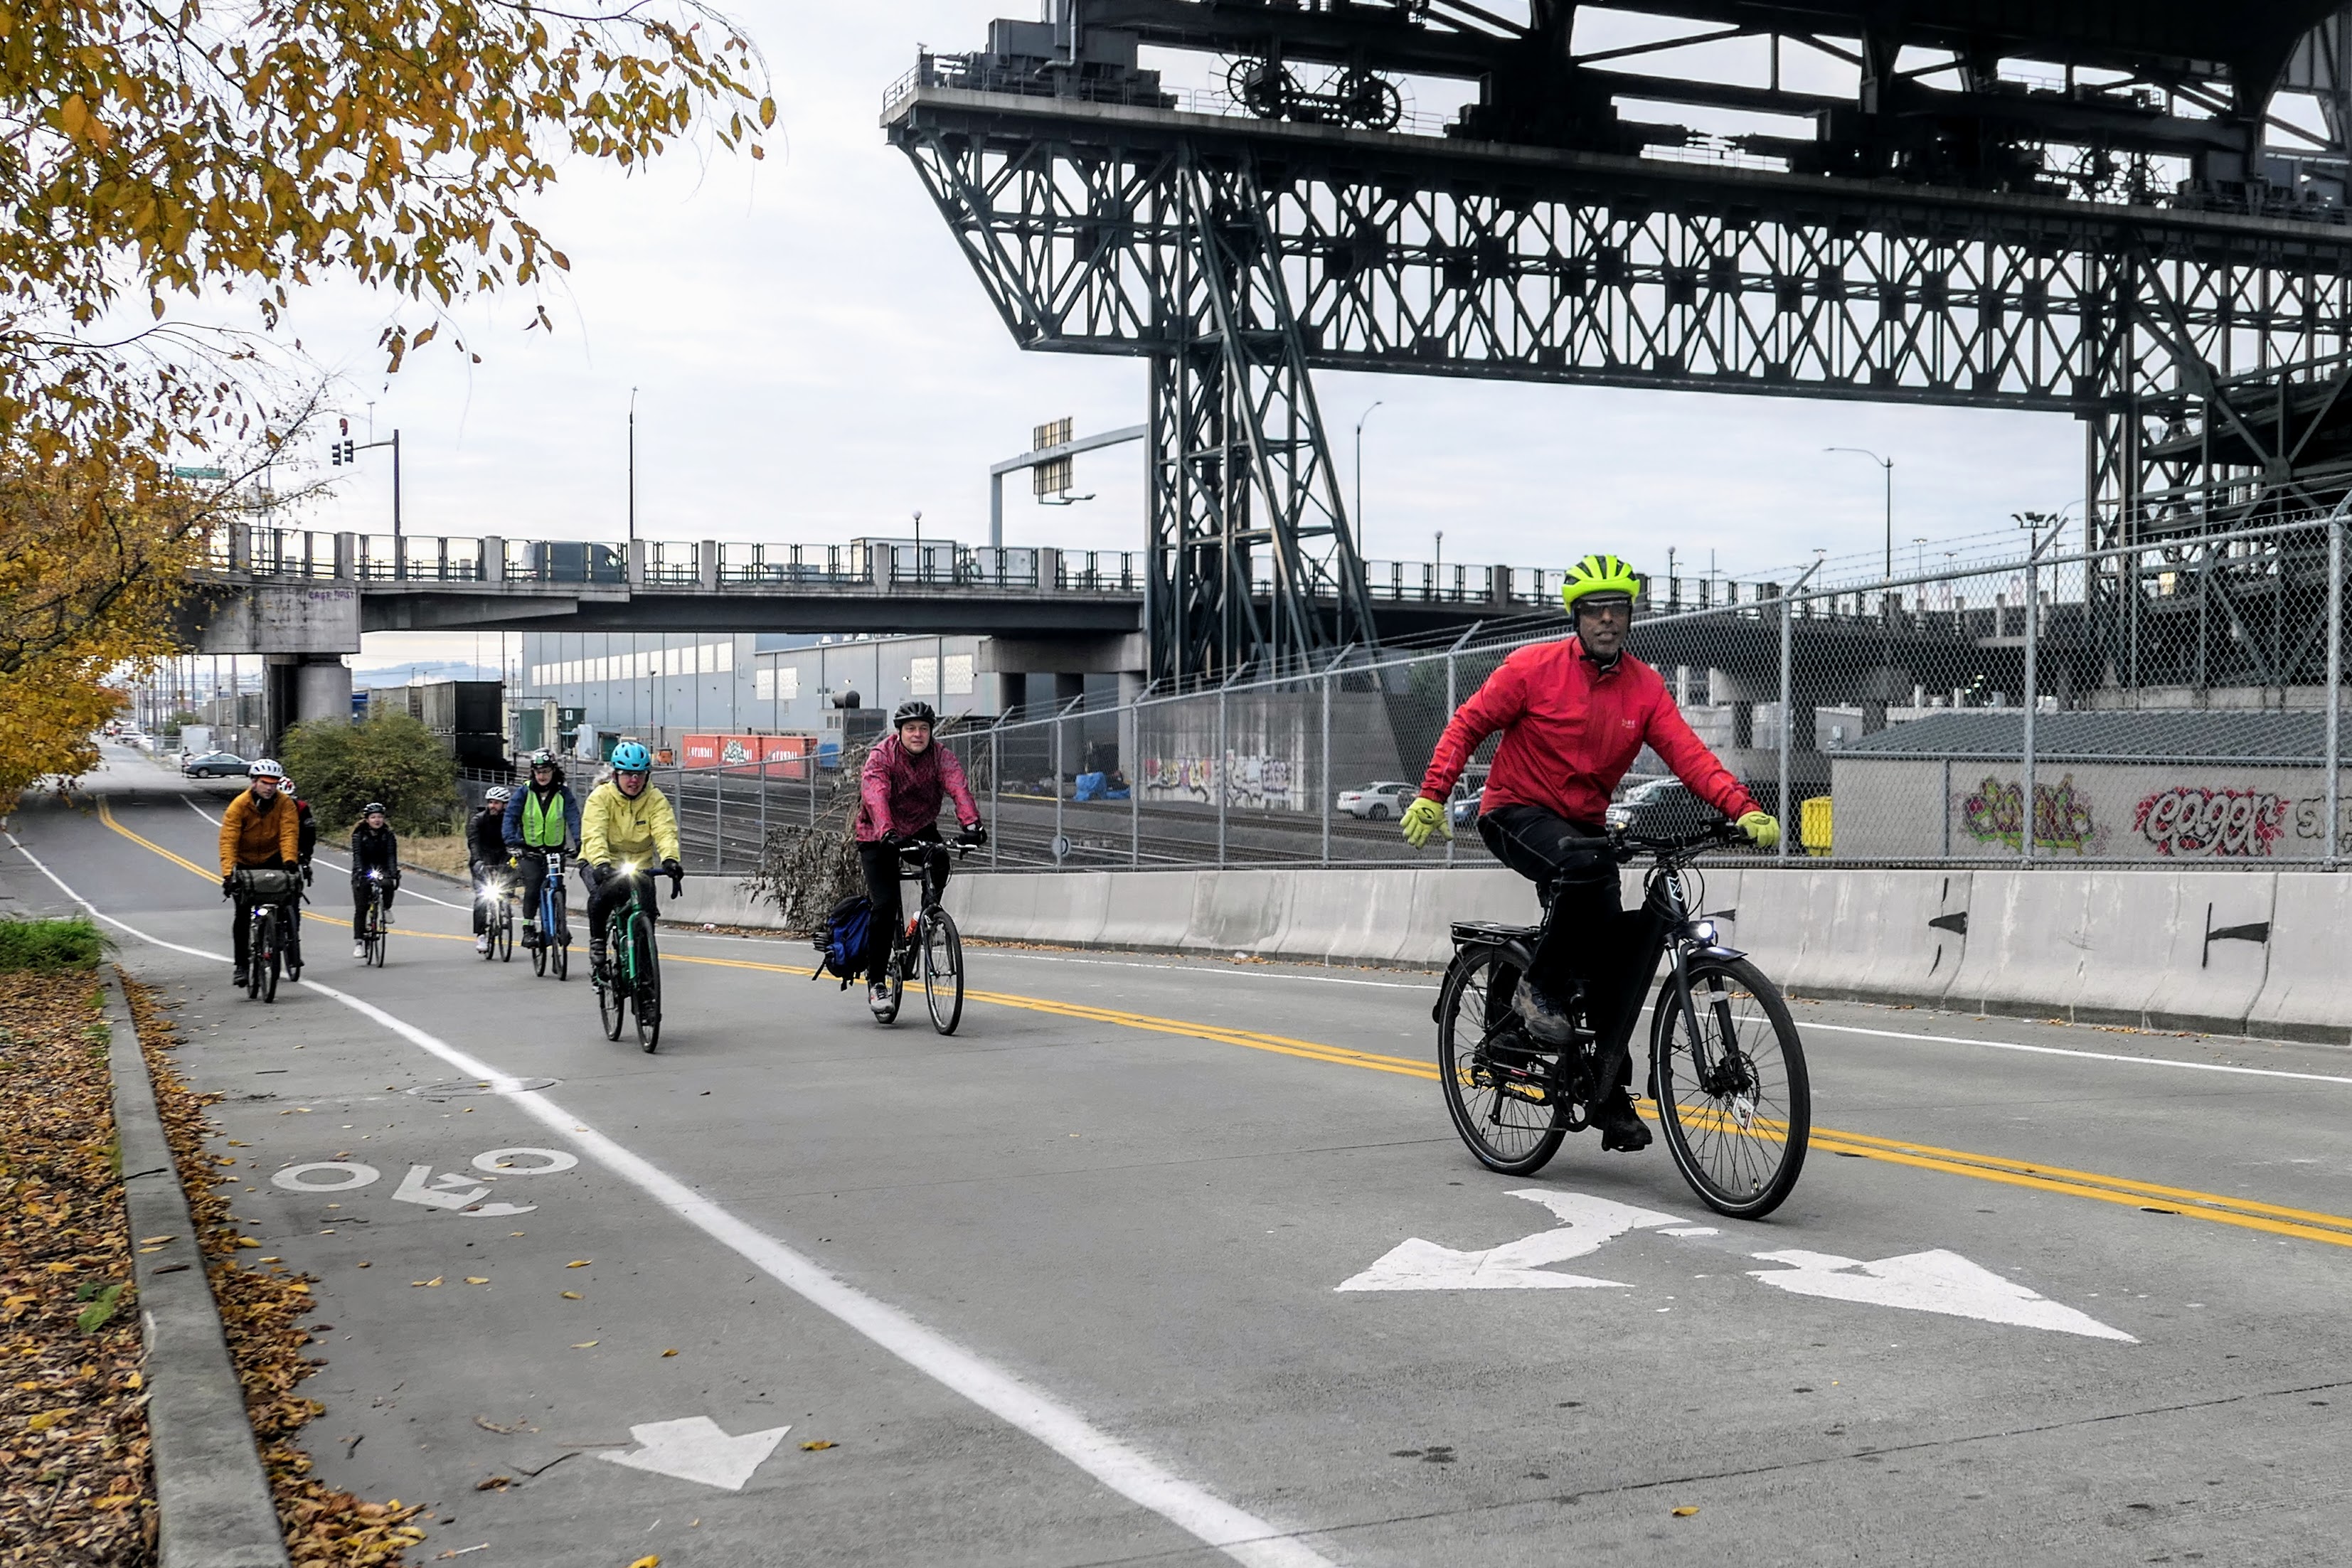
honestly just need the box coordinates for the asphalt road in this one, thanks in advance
[10,747,2352,1567]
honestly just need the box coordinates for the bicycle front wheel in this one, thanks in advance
[598,961,626,1040]
[1649,955,1810,1220]
[1436,946,1567,1176]
[496,903,514,962]
[260,937,280,1003]
[633,920,661,1052]
[531,919,548,976]
[920,908,964,1035]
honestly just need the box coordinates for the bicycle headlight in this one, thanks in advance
[1691,919,1718,945]
[619,861,637,875]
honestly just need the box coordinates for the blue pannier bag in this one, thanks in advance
[814,894,871,988]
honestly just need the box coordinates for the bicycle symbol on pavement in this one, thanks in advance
[270,1146,580,1218]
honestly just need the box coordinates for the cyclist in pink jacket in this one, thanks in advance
[856,702,986,1015]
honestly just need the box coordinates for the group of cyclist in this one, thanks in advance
[217,742,685,992]
[211,550,1772,1161]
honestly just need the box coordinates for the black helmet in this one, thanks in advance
[893,700,937,730]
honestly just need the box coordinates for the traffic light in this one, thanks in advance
[331,417,353,466]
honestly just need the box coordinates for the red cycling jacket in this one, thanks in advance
[1419,636,1758,828]
[856,734,981,843]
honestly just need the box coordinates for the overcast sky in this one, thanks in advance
[263,2,2082,675]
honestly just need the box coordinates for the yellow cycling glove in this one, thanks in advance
[1400,796,1451,848]
[1736,809,1782,850]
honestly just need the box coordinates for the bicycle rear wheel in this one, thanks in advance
[496,902,514,962]
[634,919,661,1053]
[1649,955,1810,1220]
[280,907,303,982]
[920,908,964,1035]
[1436,946,1568,1175]
[551,928,569,982]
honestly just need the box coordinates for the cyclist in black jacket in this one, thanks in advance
[468,787,516,954]
[349,804,400,960]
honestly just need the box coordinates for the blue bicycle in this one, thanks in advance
[528,849,572,982]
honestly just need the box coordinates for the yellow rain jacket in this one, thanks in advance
[579,779,681,870]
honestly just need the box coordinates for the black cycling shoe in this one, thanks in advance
[1593,1092,1652,1153]
[230,966,248,988]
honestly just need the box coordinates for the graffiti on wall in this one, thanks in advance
[2292,795,2352,855]
[1960,774,2097,853]
[2134,786,2288,858]
[1143,753,1299,809]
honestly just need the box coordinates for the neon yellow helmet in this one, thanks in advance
[1561,553,1641,614]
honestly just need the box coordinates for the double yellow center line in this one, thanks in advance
[94,797,2352,1251]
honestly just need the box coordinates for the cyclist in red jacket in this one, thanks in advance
[1405,553,1780,1151]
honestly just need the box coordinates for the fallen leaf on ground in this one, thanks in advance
[565,1259,591,1268]
[464,1276,490,1285]
[660,1348,677,1358]
[560,1291,581,1300]
[1672,1505,1699,1518]
[235,1236,261,1247]
[629,1557,660,1568]
[570,1341,597,1349]
[474,1475,512,1491]
[799,1439,835,1451]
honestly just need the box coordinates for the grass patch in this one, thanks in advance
[0,915,105,973]
[398,834,470,880]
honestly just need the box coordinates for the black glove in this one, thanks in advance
[662,858,683,896]
[301,864,313,886]
[221,873,235,897]
[957,822,988,848]
[880,830,911,850]
[586,861,612,887]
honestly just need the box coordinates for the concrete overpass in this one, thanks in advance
[181,524,1607,735]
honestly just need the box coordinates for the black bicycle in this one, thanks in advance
[233,868,303,1003]
[358,870,390,967]
[870,838,972,1035]
[477,864,516,963]
[1435,822,1811,1218]
[529,850,572,982]
[594,863,675,1052]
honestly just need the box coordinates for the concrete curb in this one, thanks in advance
[100,969,292,1568]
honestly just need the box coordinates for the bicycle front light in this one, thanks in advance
[1691,919,1719,945]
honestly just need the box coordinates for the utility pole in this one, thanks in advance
[330,421,403,544]
[628,388,638,550]
[1825,446,1893,579]
[1353,400,1384,558]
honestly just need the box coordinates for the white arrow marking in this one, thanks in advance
[595,1417,793,1491]
[390,1164,489,1211]
[1747,1249,2137,1342]
[1336,1192,1684,1291]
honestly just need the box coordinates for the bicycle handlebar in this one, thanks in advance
[1609,820,1743,860]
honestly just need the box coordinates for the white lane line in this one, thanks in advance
[8,832,1336,1568]
[182,798,472,910]
[1797,1018,2352,1089]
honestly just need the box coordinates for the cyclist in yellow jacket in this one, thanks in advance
[578,742,682,982]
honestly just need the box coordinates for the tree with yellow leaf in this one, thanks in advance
[0,0,775,796]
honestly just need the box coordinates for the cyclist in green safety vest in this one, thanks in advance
[502,750,582,949]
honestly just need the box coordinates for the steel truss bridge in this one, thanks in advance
[889,0,2352,693]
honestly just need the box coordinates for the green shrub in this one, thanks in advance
[279,714,460,837]
[0,916,105,972]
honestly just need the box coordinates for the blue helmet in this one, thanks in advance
[610,742,652,772]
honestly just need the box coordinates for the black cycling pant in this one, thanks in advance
[1478,805,1661,1084]
[351,868,400,929]
[586,864,661,951]
[858,832,949,983]
[514,848,565,931]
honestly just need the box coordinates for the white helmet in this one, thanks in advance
[247,759,284,780]
[485,786,514,804]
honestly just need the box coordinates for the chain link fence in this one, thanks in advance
[627,505,2352,877]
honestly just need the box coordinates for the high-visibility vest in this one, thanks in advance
[521,789,568,848]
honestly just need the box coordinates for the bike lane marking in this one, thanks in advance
[65,803,2352,1253]
[1335,1190,2138,1340]
[10,826,1341,1568]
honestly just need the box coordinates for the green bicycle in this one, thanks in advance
[592,863,672,1052]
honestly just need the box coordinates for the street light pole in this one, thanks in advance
[1353,400,1385,558]
[1825,446,1893,578]
[627,388,638,552]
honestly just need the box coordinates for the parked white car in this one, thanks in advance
[1336,780,1417,821]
